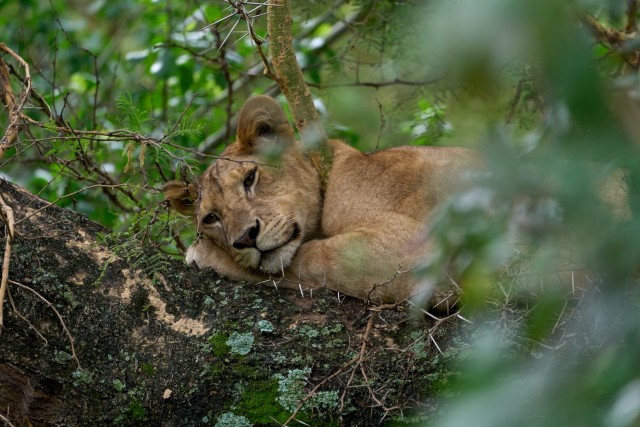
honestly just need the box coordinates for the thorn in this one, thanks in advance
[218,17,241,50]
[456,313,473,324]
[200,11,236,31]
[429,333,443,354]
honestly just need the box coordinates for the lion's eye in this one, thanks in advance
[243,168,257,191]
[202,213,219,225]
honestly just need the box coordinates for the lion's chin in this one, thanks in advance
[258,241,300,275]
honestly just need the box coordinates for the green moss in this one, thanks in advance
[233,369,340,426]
[236,379,293,425]
[208,333,230,357]
[71,369,94,386]
[206,333,260,381]
[232,364,259,379]
[140,363,155,375]
[128,399,145,421]
[114,399,146,425]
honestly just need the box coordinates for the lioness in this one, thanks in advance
[164,96,476,303]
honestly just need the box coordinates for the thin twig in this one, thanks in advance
[282,355,360,426]
[15,183,130,225]
[373,97,384,152]
[338,312,375,411]
[7,286,49,345]
[284,306,400,424]
[0,194,15,333]
[0,412,17,427]
[307,77,441,90]
[9,279,81,369]
[0,43,32,157]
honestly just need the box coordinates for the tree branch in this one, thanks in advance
[267,0,332,190]
[581,14,640,70]
[626,0,638,33]
[198,4,373,153]
[0,44,32,158]
[307,77,441,90]
[582,14,627,47]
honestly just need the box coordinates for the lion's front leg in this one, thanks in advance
[282,229,422,303]
[186,239,266,283]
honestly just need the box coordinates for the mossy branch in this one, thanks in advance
[267,0,332,189]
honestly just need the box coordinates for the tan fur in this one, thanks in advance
[164,96,477,303]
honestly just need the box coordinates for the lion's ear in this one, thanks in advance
[235,95,295,154]
[163,180,199,216]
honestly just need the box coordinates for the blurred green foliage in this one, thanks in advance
[0,0,439,248]
[412,0,640,426]
[1,0,640,425]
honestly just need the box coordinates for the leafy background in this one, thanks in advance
[1,0,640,425]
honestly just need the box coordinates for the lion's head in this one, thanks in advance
[164,96,322,275]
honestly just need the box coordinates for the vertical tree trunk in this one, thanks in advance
[267,0,332,189]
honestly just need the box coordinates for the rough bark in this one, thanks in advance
[0,179,463,426]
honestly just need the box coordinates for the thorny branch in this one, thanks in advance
[341,304,402,421]
[197,2,391,153]
[282,354,359,426]
[202,0,277,79]
[0,43,208,218]
[267,0,329,147]
[581,13,640,70]
[0,43,32,157]
[282,302,453,425]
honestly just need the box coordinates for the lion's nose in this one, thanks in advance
[233,221,260,249]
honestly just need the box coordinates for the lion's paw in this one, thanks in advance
[185,240,209,268]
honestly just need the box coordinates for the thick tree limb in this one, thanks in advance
[0,179,453,426]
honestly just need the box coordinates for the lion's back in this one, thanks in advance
[322,141,476,234]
